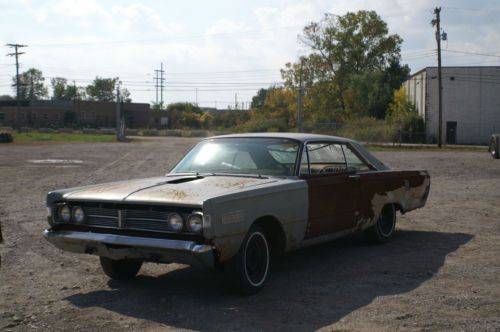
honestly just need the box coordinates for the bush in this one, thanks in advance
[333,117,396,143]
[236,118,289,133]
[142,129,159,136]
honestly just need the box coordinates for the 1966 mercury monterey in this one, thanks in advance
[44,133,430,294]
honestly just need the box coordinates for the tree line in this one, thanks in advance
[0,69,131,103]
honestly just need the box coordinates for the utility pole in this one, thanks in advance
[116,85,124,141]
[235,93,238,110]
[72,80,77,124]
[432,7,444,148]
[159,63,165,109]
[297,58,304,133]
[153,63,165,109]
[154,69,159,105]
[195,88,198,106]
[6,43,27,127]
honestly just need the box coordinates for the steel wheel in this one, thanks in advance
[365,204,396,244]
[244,231,270,287]
[224,225,271,294]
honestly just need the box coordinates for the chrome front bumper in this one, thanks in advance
[43,229,214,268]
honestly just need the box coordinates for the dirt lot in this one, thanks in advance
[0,137,499,331]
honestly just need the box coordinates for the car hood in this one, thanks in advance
[61,174,279,206]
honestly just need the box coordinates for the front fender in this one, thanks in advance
[206,180,308,263]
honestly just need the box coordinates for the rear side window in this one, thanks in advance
[343,145,370,171]
[303,143,347,174]
[299,142,371,175]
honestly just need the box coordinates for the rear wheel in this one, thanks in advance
[99,257,142,280]
[365,204,396,244]
[224,225,270,295]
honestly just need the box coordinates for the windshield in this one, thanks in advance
[171,138,300,176]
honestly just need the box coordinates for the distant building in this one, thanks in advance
[404,66,500,145]
[0,100,168,129]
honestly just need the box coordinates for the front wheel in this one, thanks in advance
[99,257,142,280]
[365,204,396,244]
[224,225,270,295]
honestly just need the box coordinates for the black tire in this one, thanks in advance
[224,225,271,295]
[365,204,396,244]
[99,257,142,280]
[490,136,499,159]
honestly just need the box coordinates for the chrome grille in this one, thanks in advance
[85,207,118,228]
[123,210,170,232]
[83,206,171,233]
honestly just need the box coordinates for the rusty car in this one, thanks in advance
[44,133,430,294]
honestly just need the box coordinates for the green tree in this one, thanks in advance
[51,77,67,100]
[52,78,86,100]
[250,88,268,109]
[281,11,405,121]
[0,95,13,101]
[345,60,409,118]
[86,77,119,102]
[13,68,48,100]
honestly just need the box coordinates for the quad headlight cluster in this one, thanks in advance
[56,204,85,224]
[168,212,203,234]
[53,203,203,234]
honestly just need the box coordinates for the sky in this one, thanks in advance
[1,0,499,108]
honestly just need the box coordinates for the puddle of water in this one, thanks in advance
[28,159,84,164]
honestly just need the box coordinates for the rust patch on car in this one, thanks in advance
[170,189,188,200]
[214,178,259,189]
[302,170,430,239]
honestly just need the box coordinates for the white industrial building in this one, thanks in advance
[404,66,500,145]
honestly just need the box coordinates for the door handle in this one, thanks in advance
[349,174,360,179]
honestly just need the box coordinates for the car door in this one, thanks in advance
[299,141,361,239]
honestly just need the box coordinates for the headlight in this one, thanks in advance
[168,213,184,232]
[187,213,203,233]
[58,205,71,222]
[72,206,85,224]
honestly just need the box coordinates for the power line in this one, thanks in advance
[27,25,305,48]
[442,49,500,58]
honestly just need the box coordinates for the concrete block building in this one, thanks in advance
[404,66,500,145]
[0,100,168,129]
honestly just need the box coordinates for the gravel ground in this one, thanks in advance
[0,137,499,331]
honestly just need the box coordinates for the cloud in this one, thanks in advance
[2,0,499,104]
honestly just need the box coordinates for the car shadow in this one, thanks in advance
[66,230,472,331]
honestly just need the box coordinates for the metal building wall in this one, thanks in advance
[406,66,500,145]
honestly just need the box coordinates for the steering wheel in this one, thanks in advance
[319,166,341,174]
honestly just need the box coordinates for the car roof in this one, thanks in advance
[206,132,356,143]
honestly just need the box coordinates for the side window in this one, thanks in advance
[342,144,370,171]
[306,143,347,174]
